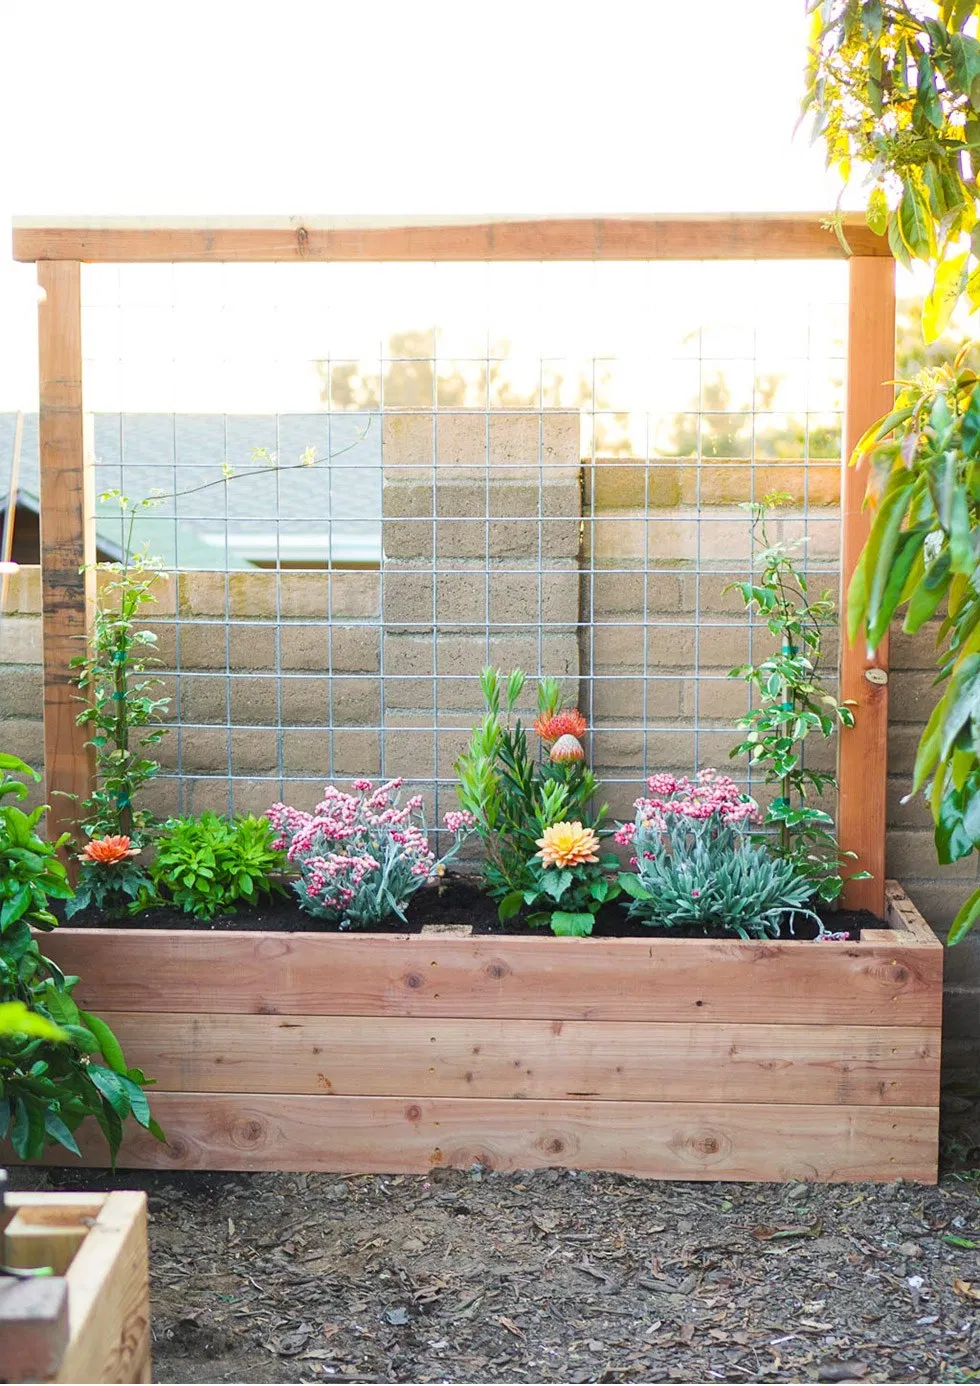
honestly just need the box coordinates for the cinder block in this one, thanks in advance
[0,616,42,664]
[888,724,925,777]
[0,718,43,768]
[279,624,380,674]
[589,623,696,672]
[1,564,42,613]
[589,676,684,721]
[588,569,683,618]
[160,726,280,776]
[382,632,580,683]
[175,622,277,672]
[886,777,933,830]
[890,623,942,671]
[686,676,753,721]
[887,830,979,882]
[382,476,581,560]
[0,667,43,718]
[181,776,279,818]
[383,410,580,477]
[382,560,580,630]
[890,670,945,725]
[96,566,174,615]
[280,675,380,727]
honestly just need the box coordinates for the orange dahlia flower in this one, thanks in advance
[81,835,140,865]
[536,821,600,869]
[533,708,587,743]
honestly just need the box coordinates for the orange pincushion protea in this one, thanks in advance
[81,835,140,865]
[533,708,587,743]
[536,821,600,869]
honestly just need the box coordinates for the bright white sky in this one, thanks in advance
[0,0,885,413]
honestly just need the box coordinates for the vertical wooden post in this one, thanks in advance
[838,256,896,915]
[37,260,94,848]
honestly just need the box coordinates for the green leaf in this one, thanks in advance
[868,526,928,647]
[866,187,888,236]
[497,890,524,922]
[899,180,934,258]
[937,788,975,863]
[79,1011,129,1075]
[87,1064,132,1118]
[962,384,980,457]
[618,873,655,901]
[948,886,980,945]
[43,1110,81,1157]
[915,52,944,130]
[550,911,595,937]
[923,253,969,342]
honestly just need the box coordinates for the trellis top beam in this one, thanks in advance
[12,214,891,263]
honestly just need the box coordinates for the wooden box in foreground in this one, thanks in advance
[0,1191,150,1383]
[31,881,942,1184]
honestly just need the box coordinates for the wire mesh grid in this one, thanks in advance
[79,260,848,842]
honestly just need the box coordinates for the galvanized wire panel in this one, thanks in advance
[78,260,847,837]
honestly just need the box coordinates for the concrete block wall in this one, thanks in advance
[0,418,976,1068]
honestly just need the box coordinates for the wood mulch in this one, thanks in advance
[10,1145,980,1384]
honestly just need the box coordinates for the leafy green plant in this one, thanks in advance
[149,812,287,920]
[848,354,980,939]
[616,772,821,940]
[0,754,162,1163]
[727,495,865,904]
[454,668,605,920]
[73,493,172,850]
[519,820,621,936]
[65,835,151,921]
[807,5,980,939]
[804,0,980,335]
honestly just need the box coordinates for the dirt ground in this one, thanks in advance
[10,1156,980,1385]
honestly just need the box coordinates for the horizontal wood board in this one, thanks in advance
[101,1012,939,1107]
[12,215,892,263]
[44,927,941,1026]
[36,1092,938,1183]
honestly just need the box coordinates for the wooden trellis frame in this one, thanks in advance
[12,215,895,912]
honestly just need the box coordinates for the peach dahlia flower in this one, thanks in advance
[536,821,600,869]
[81,835,140,865]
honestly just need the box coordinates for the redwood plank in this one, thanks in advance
[100,1013,941,1107]
[12,215,891,264]
[36,259,94,850]
[839,256,896,913]
[43,1093,937,1183]
[43,926,942,1025]
[56,1191,149,1385]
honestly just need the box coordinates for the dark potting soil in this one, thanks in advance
[61,872,885,941]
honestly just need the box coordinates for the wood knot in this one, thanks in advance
[404,972,424,990]
[486,960,511,980]
[405,1104,423,1122]
[231,1118,265,1147]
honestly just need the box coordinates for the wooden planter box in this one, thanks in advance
[30,881,941,1183]
[0,1191,150,1383]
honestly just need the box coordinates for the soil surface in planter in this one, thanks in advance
[8,1155,980,1386]
[64,873,884,940]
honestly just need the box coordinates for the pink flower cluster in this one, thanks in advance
[304,850,381,908]
[614,769,760,845]
[268,780,477,923]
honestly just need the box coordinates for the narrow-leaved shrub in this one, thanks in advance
[268,778,474,927]
[616,771,820,940]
